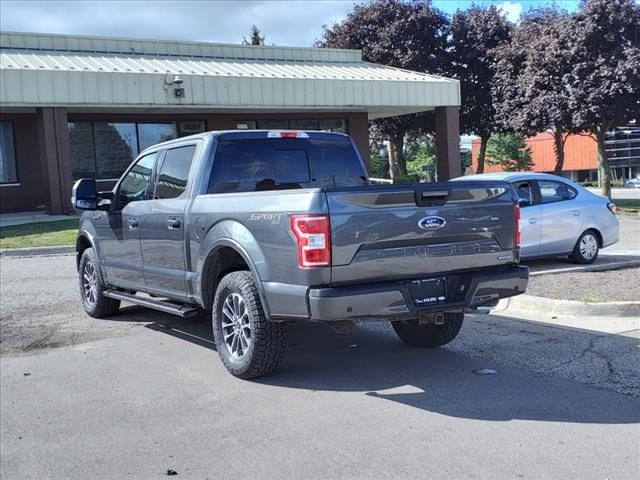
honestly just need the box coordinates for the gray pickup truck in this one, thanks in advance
[72,130,528,379]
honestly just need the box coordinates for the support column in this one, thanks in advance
[36,107,73,214]
[435,106,461,181]
[348,113,370,171]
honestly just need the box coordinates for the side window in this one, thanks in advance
[538,180,577,204]
[154,145,196,199]
[117,152,157,209]
[512,181,533,207]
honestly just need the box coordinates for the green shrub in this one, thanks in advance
[393,174,419,184]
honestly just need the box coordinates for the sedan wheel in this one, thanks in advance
[571,230,599,264]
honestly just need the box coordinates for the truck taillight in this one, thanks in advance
[514,203,521,248]
[290,215,331,267]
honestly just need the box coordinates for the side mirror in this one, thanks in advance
[518,198,530,208]
[72,178,98,210]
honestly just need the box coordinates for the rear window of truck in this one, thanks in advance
[207,138,367,194]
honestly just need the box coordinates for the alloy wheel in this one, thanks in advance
[82,260,98,307]
[221,293,251,359]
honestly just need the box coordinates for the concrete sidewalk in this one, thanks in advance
[0,211,77,227]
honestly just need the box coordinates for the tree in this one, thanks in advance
[449,5,513,174]
[243,25,265,46]
[486,133,534,172]
[493,7,577,174]
[319,0,449,177]
[566,0,640,199]
[405,135,436,181]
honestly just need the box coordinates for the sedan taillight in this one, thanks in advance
[607,202,617,215]
[290,215,331,267]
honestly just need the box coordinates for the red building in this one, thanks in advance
[471,127,640,182]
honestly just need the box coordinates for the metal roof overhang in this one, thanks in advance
[0,41,460,119]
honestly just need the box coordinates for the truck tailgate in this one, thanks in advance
[327,181,518,284]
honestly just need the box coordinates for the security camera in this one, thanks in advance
[172,75,184,85]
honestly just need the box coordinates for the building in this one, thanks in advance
[0,32,461,214]
[470,125,640,182]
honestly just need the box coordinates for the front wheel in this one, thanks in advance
[79,248,120,318]
[570,230,599,264]
[392,312,464,347]
[212,271,287,379]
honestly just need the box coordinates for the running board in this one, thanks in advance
[104,290,199,318]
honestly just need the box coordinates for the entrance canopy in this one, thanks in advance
[0,32,460,118]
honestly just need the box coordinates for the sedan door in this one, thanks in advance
[97,151,159,290]
[534,179,583,255]
[511,180,541,258]
[140,144,198,300]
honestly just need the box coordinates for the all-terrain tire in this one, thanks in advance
[392,312,464,347]
[79,247,120,318]
[570,229,600,264]
[212,271,287,379]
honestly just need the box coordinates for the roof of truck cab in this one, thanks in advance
[138,129,350,153]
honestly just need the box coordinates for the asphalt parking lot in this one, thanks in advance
[1,254,639,479]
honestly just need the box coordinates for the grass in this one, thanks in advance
[0,219,78,249]
[613,199,640,216]
[579,296,607,304]
[614,199,640,208]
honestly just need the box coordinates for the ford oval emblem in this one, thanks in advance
[418,216,446,230]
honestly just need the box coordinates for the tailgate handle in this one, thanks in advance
[416,190,449,206]
[421,191,449,199]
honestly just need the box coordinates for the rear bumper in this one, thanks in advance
[308,265,529,322]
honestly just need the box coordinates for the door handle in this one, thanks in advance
[528,218,537,224]
[127,218,139,229]
[167,217,181,229]
[572,210,581,216]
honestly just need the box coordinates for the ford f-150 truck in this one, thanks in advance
[72,130,528,379]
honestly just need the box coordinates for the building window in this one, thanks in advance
[69,121,178,180]
[0,122,18,184]
[239,119,347,133]
[94,122,138,179]
[138,122,177,151]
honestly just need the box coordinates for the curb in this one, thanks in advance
[496,294,640,318]
[0,245,75,257]
[530,259,640,276]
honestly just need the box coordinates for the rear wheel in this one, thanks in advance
[570,230,599,264]
[392,312,464,347]
[79,248,120,318]
[212,271,287,379]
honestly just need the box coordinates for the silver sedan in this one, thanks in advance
[452,173,619,263]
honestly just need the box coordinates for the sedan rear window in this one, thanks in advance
[208,137,367,194]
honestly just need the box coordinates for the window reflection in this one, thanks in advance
[138,122,177,151]
[68,121,177,180]
[94,122,138,179]
[69,122,95,179]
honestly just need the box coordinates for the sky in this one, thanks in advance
[0,0,582,48]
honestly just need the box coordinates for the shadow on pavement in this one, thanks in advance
[126,308,640,425]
